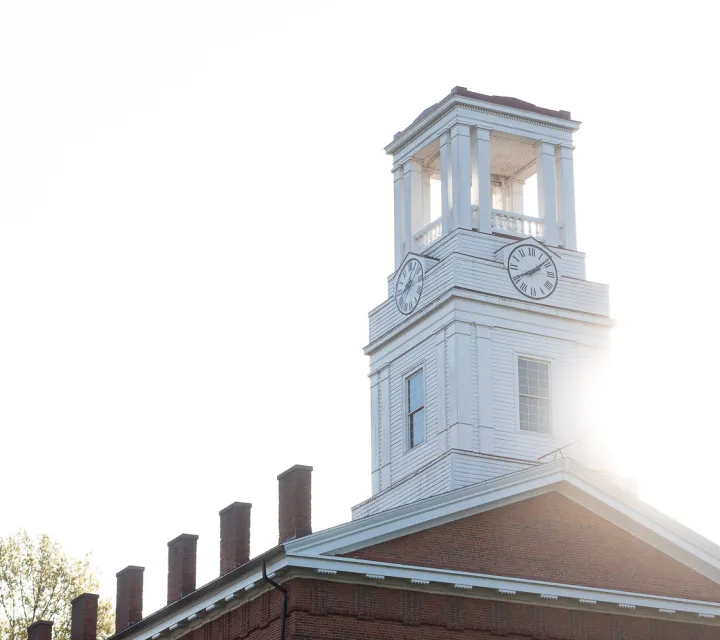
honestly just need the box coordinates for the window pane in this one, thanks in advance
[410,408,425,447]
[518,358,549,398]
[408,370,424,412]
[519,396,550,433]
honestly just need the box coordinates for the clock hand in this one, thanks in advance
[517,266,539,278]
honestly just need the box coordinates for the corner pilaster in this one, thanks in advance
[446,321,475,451]
[378,366,391,491]
[476,324,495,455]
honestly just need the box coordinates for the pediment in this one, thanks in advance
[387,252,440,294]
[344,491,720,602]
[394,252,439,281]
[286,459,720,594]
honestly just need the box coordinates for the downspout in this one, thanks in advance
[261,560,287,640]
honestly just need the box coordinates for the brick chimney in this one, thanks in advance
[167,534,198,603]
[28,621,52,640]
[71,593,98,640]
[115,565,144,633]
[277,464,313,544]
[219,502,251,575]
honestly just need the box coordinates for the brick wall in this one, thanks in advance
[345,491,720,602]
[175,578,716,639]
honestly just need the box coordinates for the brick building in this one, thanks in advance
[41,89,720,639]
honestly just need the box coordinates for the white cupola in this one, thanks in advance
[386,86,580,268]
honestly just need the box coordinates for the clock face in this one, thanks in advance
[395,259,424,315]
[507,244,558,300]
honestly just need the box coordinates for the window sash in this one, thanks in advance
[409,407,425,448]
[518,357,551,433]
[407,370,425,448]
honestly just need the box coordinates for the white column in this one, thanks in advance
[475,324,495,455]
[439,131,452,234]
[450,124,472,230]
[471,127,492,233]
[393,167,405,268]
[421,168,432,229]
[403,158,424,254]
[555,144,577,250]
[536,141,559,246]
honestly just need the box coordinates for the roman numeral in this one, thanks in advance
[518,249,526,257]
[530,287,536,297]
[543,259,551,268]
[547,271,555,279]
[544,280,552,289]
[513,275,522,283]
[510,264,518,270]
[528,247,536,256]
[519,282,528,292]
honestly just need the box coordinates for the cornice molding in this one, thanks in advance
[386,94,580,158]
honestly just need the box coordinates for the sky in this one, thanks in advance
[1,0,719,617]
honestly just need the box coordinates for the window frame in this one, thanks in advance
[515,354,553,435]
[404,367,427,451]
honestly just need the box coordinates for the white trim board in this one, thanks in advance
[124,553,720,640]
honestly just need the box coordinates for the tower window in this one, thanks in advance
[518,357,551,433]
[407,370,425,448]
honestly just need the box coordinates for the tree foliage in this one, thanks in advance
[0,532,114,640]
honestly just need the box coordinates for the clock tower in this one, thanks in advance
[354,87,611,518]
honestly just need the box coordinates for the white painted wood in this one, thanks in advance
[286,553,720,622]
[386,93,578,169]
[434,331,448,454]
[446,322,475,451]
[370,372,380,495]
[439,131,451,235]
[555,144,577,250]
[403,159,424,254]
[393,167,405,268]
[379,367,391,491]
[366,94,606,516]
[536,141,558,246]
[471,127,492,233]
[475,324,494,454]
[368,250,609,344]
[450,124,472,230]
[422,168,432,229]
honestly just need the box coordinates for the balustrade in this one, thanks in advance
[410,210,552,254]
[413,218,443,250]
[492,209,544,240]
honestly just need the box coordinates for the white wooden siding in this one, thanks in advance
[370,252,607,344]
[451,452,533,488]
[352,454,452,519]
[387,334,439,485]
[364,228,609,516]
